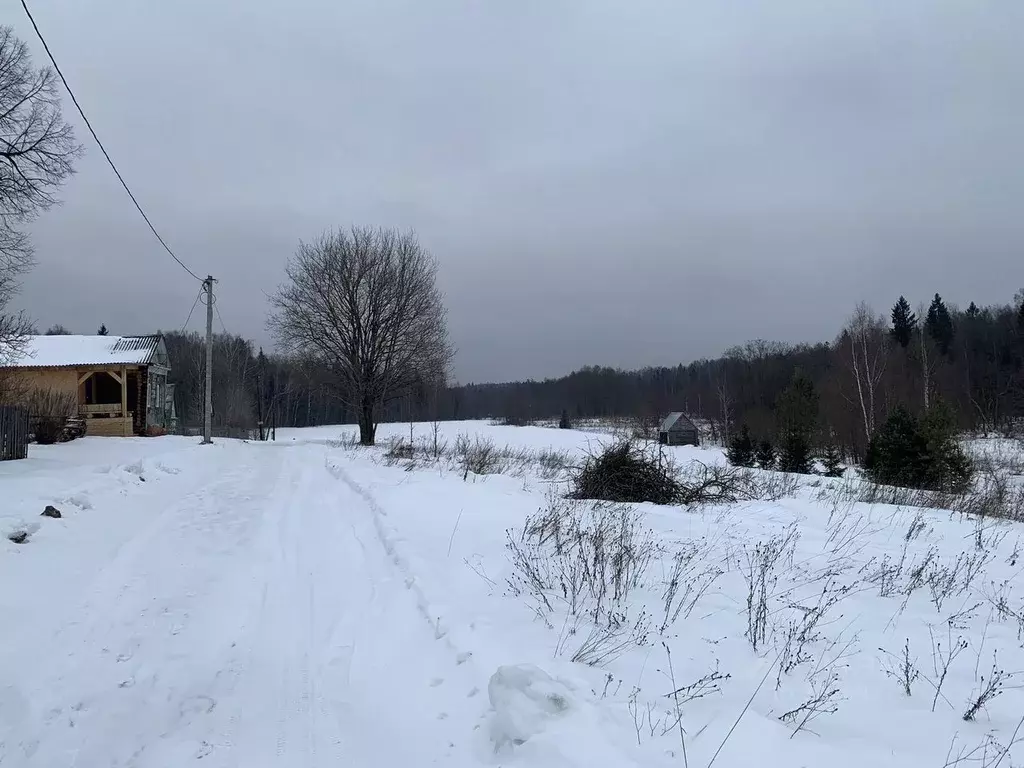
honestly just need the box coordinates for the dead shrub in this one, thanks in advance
[454,434,502,477]
[27,388,77,445]
[507,495,658,647]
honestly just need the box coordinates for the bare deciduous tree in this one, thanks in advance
[0,25,80,364]
[269,226,452,445]
[837,302,888,443]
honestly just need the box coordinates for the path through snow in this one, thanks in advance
[2,442,488,766]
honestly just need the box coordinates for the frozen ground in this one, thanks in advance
[2,422,1023,767]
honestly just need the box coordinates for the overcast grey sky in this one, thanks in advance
[13,0,1024,383]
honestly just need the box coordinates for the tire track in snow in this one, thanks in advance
[324,458,492,758]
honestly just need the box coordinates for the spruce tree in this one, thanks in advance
[919,399,973,492]
[97,323,108,336]
[755,440,776,470]
[727,424,755,467]
[890,296,917,348]
[820,444,844,477]
[925,293,955,356]
[778,430,812,474]
[966,302,980,318]
[776,370,819,441]
[863,407,929,488]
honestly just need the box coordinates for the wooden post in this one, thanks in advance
[121,366,128,436]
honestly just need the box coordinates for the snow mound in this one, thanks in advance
[123,461,145,477]
[488,664,575,748]
[487,664,654,767]
[3,518,40,543]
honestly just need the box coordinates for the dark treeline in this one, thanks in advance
[162,291,1024,455]
[455,293,1024,457]
[163,331,446,435]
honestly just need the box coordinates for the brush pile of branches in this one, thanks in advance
[570,440,682,505]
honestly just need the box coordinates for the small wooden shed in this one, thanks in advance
[0,334,172,437]
[658,412,699,446]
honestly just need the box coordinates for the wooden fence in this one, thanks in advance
[0,405,29,461]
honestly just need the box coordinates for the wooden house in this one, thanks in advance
[658,412,699,446]
[0,335,172,437]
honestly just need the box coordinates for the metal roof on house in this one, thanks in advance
[660,412,696,432]
[2,335,165,369]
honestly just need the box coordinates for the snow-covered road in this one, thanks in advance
[2,440,485,767]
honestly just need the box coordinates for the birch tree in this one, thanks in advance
[269,227,452,445]
[837,302,888,444]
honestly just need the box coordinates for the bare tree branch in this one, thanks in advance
[0,25,80,364]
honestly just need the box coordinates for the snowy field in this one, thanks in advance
[2,421,1023,767]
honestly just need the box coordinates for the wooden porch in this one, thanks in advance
[77,367,137,437]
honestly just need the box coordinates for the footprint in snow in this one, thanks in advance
[180,696,217,719]
[456,651,472,665]
[195,741,214,759]
[430,677,444,688]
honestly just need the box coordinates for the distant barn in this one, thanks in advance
[658,412,698,446]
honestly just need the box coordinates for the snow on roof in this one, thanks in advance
[3,335,163,369]
[660,412,695,432]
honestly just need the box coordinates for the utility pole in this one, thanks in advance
[202,275,215,444]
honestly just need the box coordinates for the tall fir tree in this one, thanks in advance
[890,296,917,348]
[925,293,955,356]
[97,323,108,336]
[776,369,819,441]
[965,302,980,318]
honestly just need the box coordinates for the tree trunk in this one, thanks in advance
[919,325,930,411]
[359,396,377,445]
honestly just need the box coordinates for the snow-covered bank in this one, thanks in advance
[323,422,1024,768]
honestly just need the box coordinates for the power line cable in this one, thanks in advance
[18,0,203,283]
[214,301,228,336]
[181,286,203,331]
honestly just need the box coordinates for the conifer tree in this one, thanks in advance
[97,324,108,336]
[727,424,755,467]
[776,370,819,441]
[919,399,972,492]
[890,296,917,348]
[778,430,812,474]
[965,302,980,318]
[820,444,844,477]
[864,407,927,488]
[755,440,776,470]
[925,293,955,356]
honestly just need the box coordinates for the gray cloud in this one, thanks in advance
[15,0,1024,382]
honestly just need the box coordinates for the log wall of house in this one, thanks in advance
[134,369,148,435]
